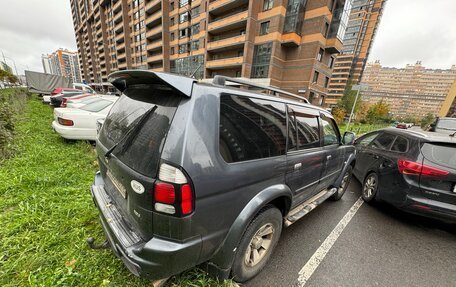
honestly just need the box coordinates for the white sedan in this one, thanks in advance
[66,95,118,108]
[52,98,117,141]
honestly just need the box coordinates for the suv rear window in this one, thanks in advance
[421,143,456,169]
[98,86,181,177]
[436,118,456,130]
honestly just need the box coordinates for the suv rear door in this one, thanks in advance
[420,142,456,205]
[285,105,326,203]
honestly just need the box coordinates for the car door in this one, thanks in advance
[353,131,381,178]
[317,115,344,190]
[285,105,326,205]
[362,132,397,180]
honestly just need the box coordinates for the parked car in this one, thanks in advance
[396,123,407,129]
[406,123,414,128]
[49,91,86,106]
[43,88,81,103]
[66,95,118,109]
[52,98,117,140]
[429,117,456,136]
[353,128,456,222]
[90,71,356,283]
[61,93,94,107]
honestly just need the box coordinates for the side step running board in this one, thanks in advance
[284,188,337,227]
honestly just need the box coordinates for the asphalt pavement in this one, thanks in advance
[245,178,456,287]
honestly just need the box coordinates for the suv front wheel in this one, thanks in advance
[231,206,282,282]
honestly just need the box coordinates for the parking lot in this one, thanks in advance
[246,179,456,287]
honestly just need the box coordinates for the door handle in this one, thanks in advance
[326,155,332,160]
[294,163,302,170]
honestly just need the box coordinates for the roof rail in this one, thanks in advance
[212,76,309,104]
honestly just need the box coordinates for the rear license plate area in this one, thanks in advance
[106,169,127,199]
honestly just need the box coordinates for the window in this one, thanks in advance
[263,0,273,11]
[80,99,112,112]
[179,28,189,38]
[317,48,324,62]
[288,105,320,151]
[284,0,306,34]
[170,32,175,41]
[260,21,270,35]
[191,6,200,17]
[371,133,396,150]
[191,40,199,51]
[356,132,378,147]
[235,71,241,77]
[219,95,288,163]
[240,29,246,35]
[391,136,408,153]
[191,23,200,35]
[179,43,189,53]
[421,143,456,169]
[313,71,319,83]
[321,117,339,146]
[179,0,188,7]
[179,11,189,23]
[170,2,174,10]
[171,47,175,55]
[328,56,335,68]
[170,17,175,26]
[324,77,330,88]
[251,42,272,78]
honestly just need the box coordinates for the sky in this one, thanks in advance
[0,0,455,75]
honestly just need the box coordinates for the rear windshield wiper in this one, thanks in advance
[104,105,157,158]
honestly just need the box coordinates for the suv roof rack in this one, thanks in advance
[212,75,309,104]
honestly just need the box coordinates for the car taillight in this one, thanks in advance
[57,117,74,126]
[153,163,194,216]
[398,159,448,177]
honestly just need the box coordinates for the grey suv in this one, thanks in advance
[90,71,356,282]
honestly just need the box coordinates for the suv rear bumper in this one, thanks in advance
[91,172,202,279]
[403,194,456,222]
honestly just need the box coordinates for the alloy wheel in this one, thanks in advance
[244,223,275,267]
[363,174,377,200]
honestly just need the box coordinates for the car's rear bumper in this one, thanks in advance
[52,121,96,140]
[90,172,202,279]
[402,194,456,222]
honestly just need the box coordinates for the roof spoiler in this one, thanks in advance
[108,70,196,97]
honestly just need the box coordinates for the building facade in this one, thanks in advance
[41,49,82,83]
[360,61,456,118]
[326,0,385,107]
[70,0,348,103]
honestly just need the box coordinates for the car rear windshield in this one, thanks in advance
[421,143,456,169]
[98,85,181,177]
[80,99,112,112]
[436,119,456,130]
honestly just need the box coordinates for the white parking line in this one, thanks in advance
[297,197,364,286]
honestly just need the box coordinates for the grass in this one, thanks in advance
[0,94,234,287]
[339,122,391,135]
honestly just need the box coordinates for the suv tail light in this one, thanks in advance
[153,163,194,216]
[57,117,74,126]
[398,159,449,177]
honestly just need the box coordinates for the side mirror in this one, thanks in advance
[342,131,356,145]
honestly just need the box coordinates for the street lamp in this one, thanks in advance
[346,84,368,131]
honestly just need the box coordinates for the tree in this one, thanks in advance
[0,68,18,84]
[366,99,390,124]
[332,106,346,125]
[420,113,435,129]
[355,101,369,123]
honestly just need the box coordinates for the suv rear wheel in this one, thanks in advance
[231,206,282,282]
[330,166,353,201]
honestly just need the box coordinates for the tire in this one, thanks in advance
[231,207,283,283]
[362,172,378,203]
[330,166,353,201]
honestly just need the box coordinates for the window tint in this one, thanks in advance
[219,95,289,163]
[371,133,395,150]
[287,105,320,151]
[421,143,456,169]
[391,136,408,152]
[356,132,378,147]
[80,99,112,112]
[321,117,339,146]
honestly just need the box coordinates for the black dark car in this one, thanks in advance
[90,71,356,283]
[353,128,456,222]
[50,91,85,106]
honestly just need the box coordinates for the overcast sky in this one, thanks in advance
[0,0,455,75]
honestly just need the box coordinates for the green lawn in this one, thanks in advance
[0,94,233,287]
[338,122,391,135]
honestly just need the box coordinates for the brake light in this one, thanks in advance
[153,164,194,216]
[398,159,448,177]
[57,117,74,126]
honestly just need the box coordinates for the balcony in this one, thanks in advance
[326,38,343,54]
[145,10,162,27]
[114,21,124,33]
[281,33,301,47]
[113,10,122,24]
[147,54,162,63]
[208,0,249,15]
[207,34,246,51]
[206,56,243,69]
[118,62,127,69]
[117,42,126,51]
[113,0,122,13]
[208,10,248,33]
[145,0,161,14]
[147,40,162,51]
[117,52,126,60]
[146,25,162,40]
[115,33,124,43]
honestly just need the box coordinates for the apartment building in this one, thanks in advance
[41,49,82,82]
[70,0,348,104]
[360,61,456,118]
[326,0,385,107]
